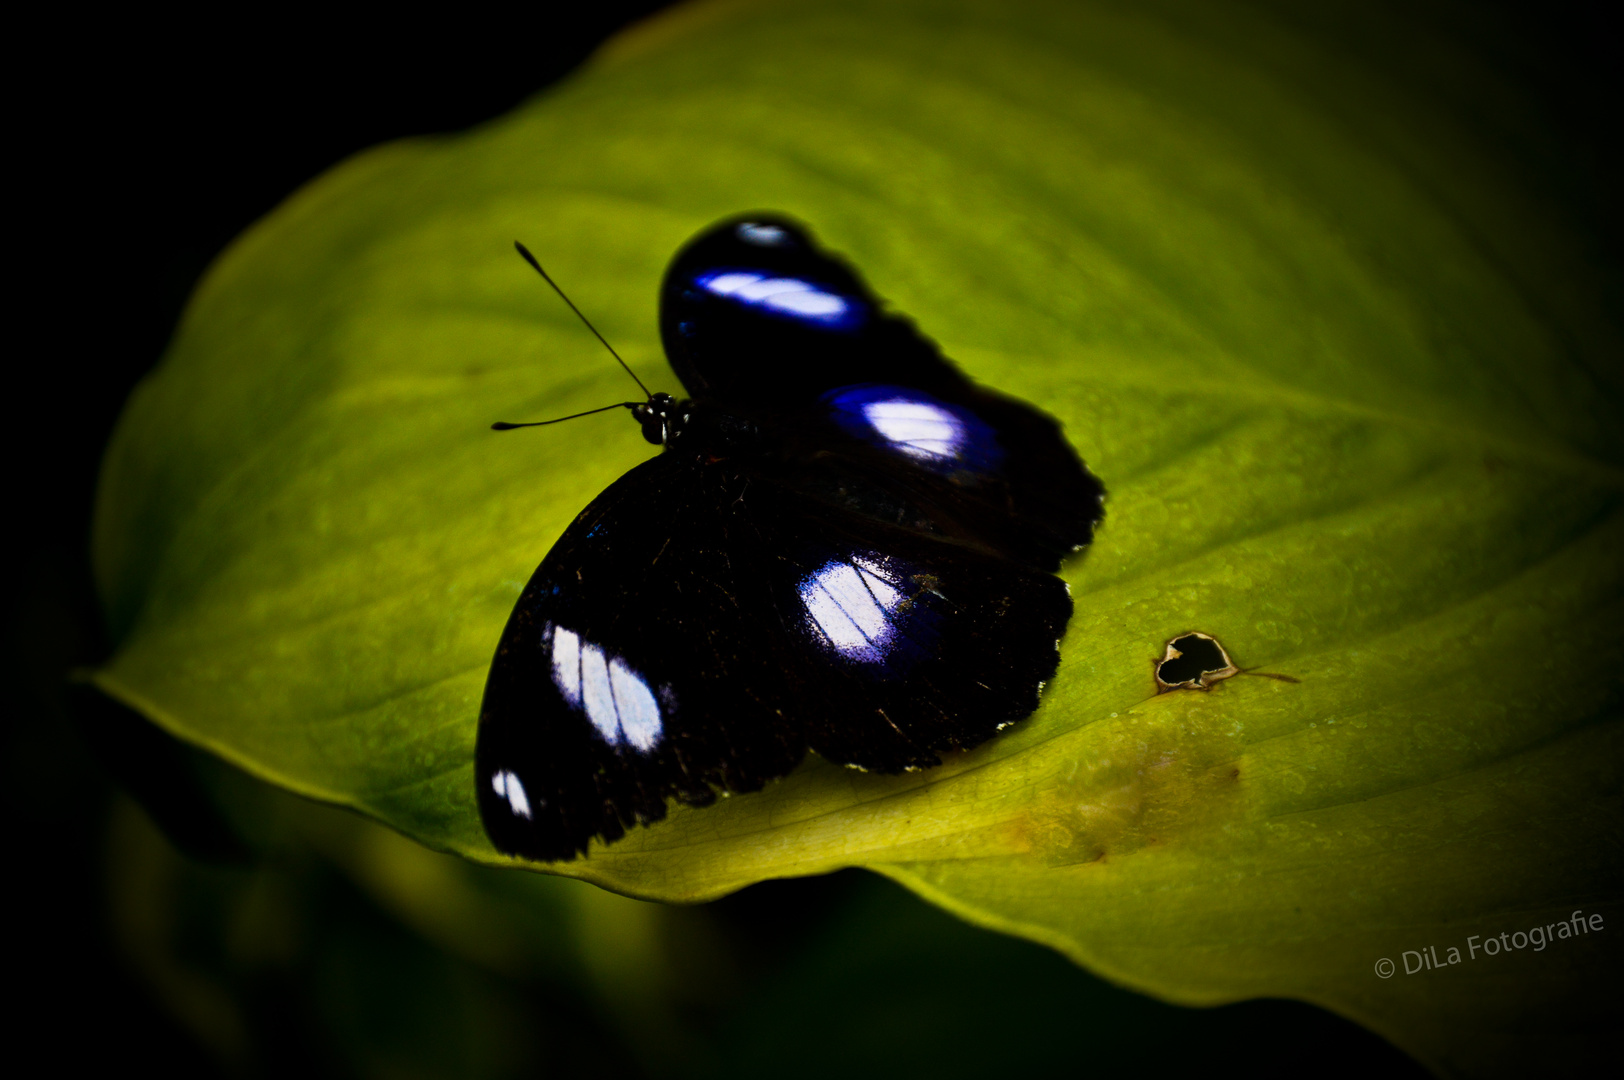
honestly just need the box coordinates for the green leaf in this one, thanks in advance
[93,0,1622,1073]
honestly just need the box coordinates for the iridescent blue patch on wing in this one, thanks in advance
[694,269,866,330]
[823,384,1003,474]
[796,553,939,673]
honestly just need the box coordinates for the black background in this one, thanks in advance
[6,2,1615,1075]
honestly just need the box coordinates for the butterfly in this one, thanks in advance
[477,215,1105,862]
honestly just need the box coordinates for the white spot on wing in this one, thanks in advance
[549,624,582,707]
[547,623,665,752]
[491,770,532,819]
[803,571,872,654]
[609,657,662,751]
[702,272,760,295]
[737,223,789,245]
[861,398,965,461]
[732,277,809,303]
[698,271,852,325]
[799,556,904,663]
[757,285,845,318]
[579,640,620,744]
[852,555,903,606]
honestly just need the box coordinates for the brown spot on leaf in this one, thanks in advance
[1010,704,1247,867]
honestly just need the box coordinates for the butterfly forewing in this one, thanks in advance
[477,454,807,861]
[478,449,1072,861]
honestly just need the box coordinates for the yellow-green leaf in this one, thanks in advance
[93,0,1622,1074]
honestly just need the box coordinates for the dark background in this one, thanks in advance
[7,2,1615,1075]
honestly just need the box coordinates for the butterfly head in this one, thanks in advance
[631,392,679,445]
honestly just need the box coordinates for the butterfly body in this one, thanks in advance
[478,217,1104,862]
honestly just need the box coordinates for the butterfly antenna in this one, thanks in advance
[491,401,641,431]
[513,240,652,399]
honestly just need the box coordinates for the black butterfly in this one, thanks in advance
[477,215,1105,862]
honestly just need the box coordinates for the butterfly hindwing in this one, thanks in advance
[744,479,1073,770]
[661,215,1104,570]
[660,216,945,405]
[790,381,1104,571]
